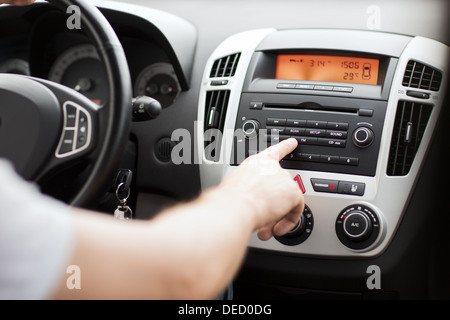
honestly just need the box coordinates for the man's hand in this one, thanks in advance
[220,138,305,240]
[0,0,35,5]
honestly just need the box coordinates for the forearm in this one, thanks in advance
[54,186,258,300]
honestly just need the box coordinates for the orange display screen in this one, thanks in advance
[276,55,379,85]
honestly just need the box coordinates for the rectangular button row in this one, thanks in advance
[268,134,346,148]
[283,153,358,166]
[277,83,353,93]
[310,178,365,196]
[267,118,349,131]
[268,127,347,139]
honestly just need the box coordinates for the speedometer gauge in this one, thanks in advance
[134,62,180,108]
[48,44,108,106]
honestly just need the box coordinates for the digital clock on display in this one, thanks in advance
[276,54,379,85]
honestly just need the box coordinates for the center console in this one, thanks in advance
[197,29,448,258]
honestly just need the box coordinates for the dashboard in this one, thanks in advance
[0,3,190,109]
[198,29,449,259]
[1,0,450,300]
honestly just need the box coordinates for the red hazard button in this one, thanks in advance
[294,174,306,194]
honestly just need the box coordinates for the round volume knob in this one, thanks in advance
[242,119,260,139]
[352,127,374,148]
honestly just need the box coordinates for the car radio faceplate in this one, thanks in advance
[197,29,449,257]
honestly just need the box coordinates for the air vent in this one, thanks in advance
[204,90,230,161]
[402,60,442,91]
[387,101,433,176]
[210,53,241,78]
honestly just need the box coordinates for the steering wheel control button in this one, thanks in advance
[59,130,75,154]
[275,205,314,246]
[65,105,77,127]
[336,205,381,250]
[311,178,338,193]
[56,101,92,158]
[352,126,374,148]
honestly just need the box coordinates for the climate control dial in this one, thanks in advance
[275,205,313,246]
[336,204,380,250]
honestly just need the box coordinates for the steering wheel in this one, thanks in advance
[0,0,132,207]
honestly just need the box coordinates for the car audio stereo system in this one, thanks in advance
[198,29,449,257]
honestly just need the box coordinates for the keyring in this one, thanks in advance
[115,182,130,204]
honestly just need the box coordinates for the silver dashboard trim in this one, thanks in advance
[197,29,449,257]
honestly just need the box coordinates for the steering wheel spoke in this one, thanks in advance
[0,0,132,207]
[30,77,100,182]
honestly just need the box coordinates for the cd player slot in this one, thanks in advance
[264,102,358,115]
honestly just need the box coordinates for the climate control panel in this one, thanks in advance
[335,204,381,250]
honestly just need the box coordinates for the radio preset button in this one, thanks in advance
[299,153,321,162]
[320,155,340,164]
[338,156,359,166]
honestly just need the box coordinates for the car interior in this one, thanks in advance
[0,0,449,300]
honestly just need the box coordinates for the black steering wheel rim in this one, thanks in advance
[45,0,132,207]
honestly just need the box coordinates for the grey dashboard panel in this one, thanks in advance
[93,0,197,90]
[197,28,449,258]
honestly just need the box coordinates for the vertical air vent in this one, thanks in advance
[387,101,433,176]
[204,90,230,161]
[210,53,241,78]
[402,60,442,91]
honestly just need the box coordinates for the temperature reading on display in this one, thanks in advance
[276,54,379,85]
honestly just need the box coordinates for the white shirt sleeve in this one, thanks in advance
[0,159,74,300]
